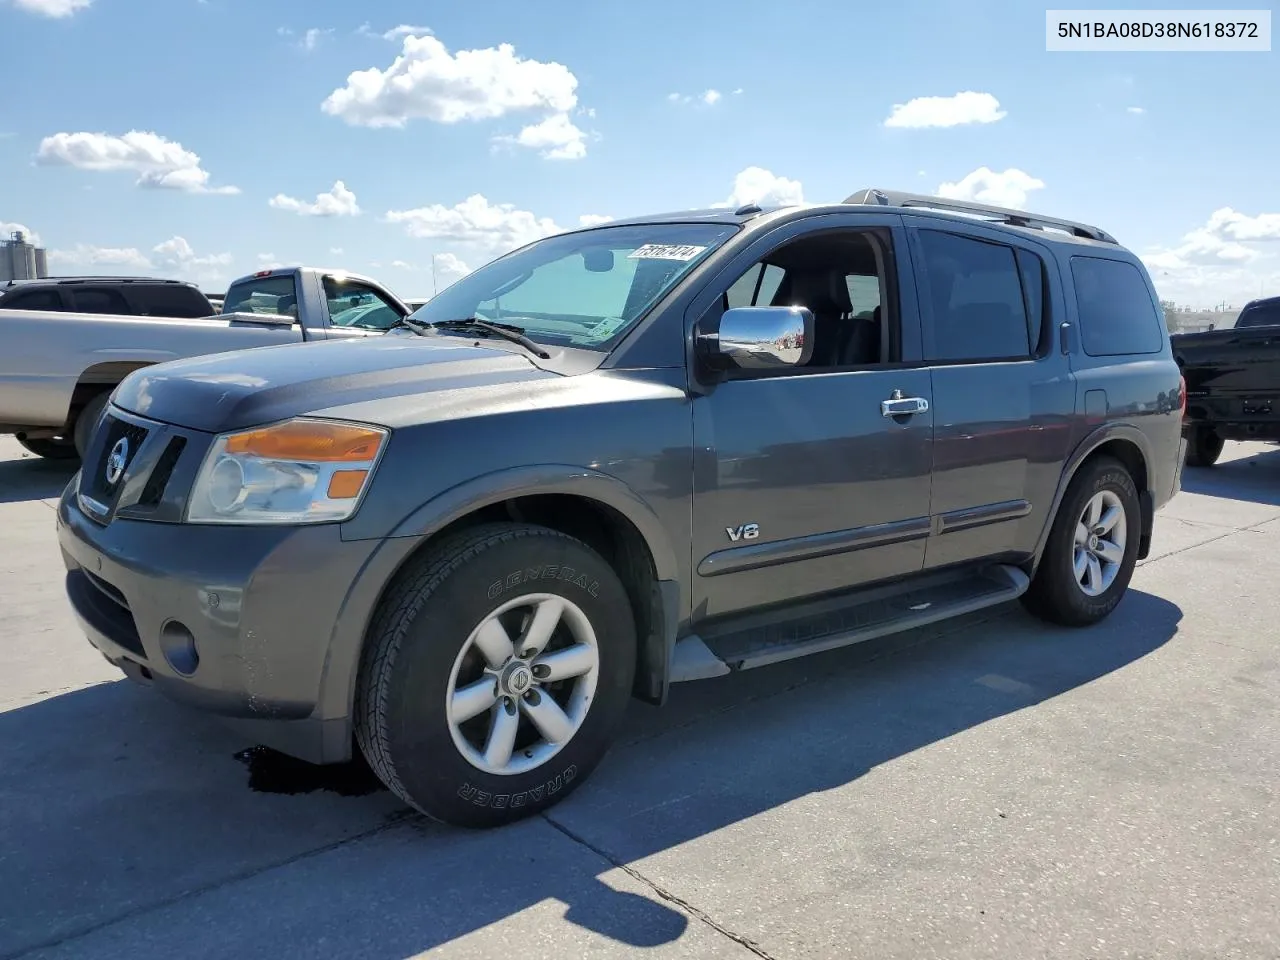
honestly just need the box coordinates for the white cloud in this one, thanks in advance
[152,236,233,277]
[10,0,91,17]
[0,221,40,245]
[322,34,579,128]
[720,166,805,208]
[330,247,345,255]
[668,89,724,107]
[48,244,151,270]
[936,166,1045,209]
[35,131,239,194]
[382,24,431,40]
[390,259,415,269]
[495,113,586,160]
[385,193,562,253]
[732,88,744,96]
[1127,106,1145,114]
[884,91,1006,129]
[578,214,613,227]
[1142,206,1280,307]
[268,180,361,217]
[433,252,471,287]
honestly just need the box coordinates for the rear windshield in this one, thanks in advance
[221,275,301,319]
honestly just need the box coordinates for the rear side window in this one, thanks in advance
[221,275,300,318]
[1071,257,1164,356]
[919,229,1032,361]
[131,284,212,318]
[1236,301,1280,328]
[71,288,132,315]
[0,289,63,310]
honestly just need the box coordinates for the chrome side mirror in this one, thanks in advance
[704,306,815,369]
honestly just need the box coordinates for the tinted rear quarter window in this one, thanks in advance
[130,284,213,318]
[1071,256,1164,356]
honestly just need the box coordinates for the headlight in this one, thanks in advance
[186,418,389,524]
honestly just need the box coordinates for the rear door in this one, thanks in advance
[907,219,1075,568]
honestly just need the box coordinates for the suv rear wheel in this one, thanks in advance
[1021,456,1141,627]
[355,522,636,827]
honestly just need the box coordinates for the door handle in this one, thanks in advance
[881,391,929,418]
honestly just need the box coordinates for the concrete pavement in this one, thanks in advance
[0,436,1276,959]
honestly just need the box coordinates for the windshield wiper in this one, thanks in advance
[431,317,552,359]
[388,315,433,335]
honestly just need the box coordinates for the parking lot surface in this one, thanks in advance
[1,435,1277,959]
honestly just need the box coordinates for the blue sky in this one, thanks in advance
[2,0,1276,307]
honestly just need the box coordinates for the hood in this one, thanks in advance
[112,334,555,434]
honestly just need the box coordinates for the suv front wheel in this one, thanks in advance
[355,523,636,827]
[1021,456,1141,627]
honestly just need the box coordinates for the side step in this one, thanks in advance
[670,564,1029,680]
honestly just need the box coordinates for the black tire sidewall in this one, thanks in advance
[73,392,110,461]
[379,530,636,827]
[1187,426,1223,466]
[1046,460,1141,623]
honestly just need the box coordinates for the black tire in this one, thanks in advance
[73,391,111,461]
[1184,425,1223,467]
[354,522,637,828]
[1021,456,1141,627]
[16,436,79,460]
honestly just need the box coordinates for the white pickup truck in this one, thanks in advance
[0,266,411,460]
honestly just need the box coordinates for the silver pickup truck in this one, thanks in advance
[0,266,410,460]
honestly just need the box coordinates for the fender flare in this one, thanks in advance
[1032,421,1155,567]
[317,464,683,730]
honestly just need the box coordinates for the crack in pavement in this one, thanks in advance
[543,814,778,960]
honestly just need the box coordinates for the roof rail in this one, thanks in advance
[844,188,1117,244]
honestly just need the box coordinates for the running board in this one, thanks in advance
[670,564,1029,680]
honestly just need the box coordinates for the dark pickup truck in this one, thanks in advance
[56,189,1186,828]
[1172,295,1280,466]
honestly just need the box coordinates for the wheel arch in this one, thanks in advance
[1030,424,1154,574]
[320,466,684,750]
[66,361,154,430]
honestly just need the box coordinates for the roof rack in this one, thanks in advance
[844,188,1117,244]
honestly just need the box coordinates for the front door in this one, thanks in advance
[689,217,934,621]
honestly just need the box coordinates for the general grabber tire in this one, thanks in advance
[1184,424,1224,467]
[1021,456,1142,628]
[354,522,637,828]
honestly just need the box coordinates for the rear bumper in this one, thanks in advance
[56,478,388,764]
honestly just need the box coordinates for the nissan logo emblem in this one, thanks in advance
[104,437,129,486]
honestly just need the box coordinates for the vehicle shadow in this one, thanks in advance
[0,591,1181,959]
[1180,444,1280,507]
[0,453,77,505]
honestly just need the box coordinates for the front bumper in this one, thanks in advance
[56,474,388,763]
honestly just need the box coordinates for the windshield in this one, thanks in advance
[408,223,738,350]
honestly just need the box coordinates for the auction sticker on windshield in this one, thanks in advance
[627,244,708,261]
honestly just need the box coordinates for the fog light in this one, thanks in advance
[159,620,200,676]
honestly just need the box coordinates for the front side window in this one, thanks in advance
[409,223,738,350]
[221,274,301,319]
[324,277,404,330]
[919,229,1033,362]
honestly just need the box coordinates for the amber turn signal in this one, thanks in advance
[327,469,370,499]
[224,420,386,462]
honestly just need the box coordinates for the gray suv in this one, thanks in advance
[56,189,1187,827]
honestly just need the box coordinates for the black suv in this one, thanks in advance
[0,276,214,318]
[57,189,1187,827]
